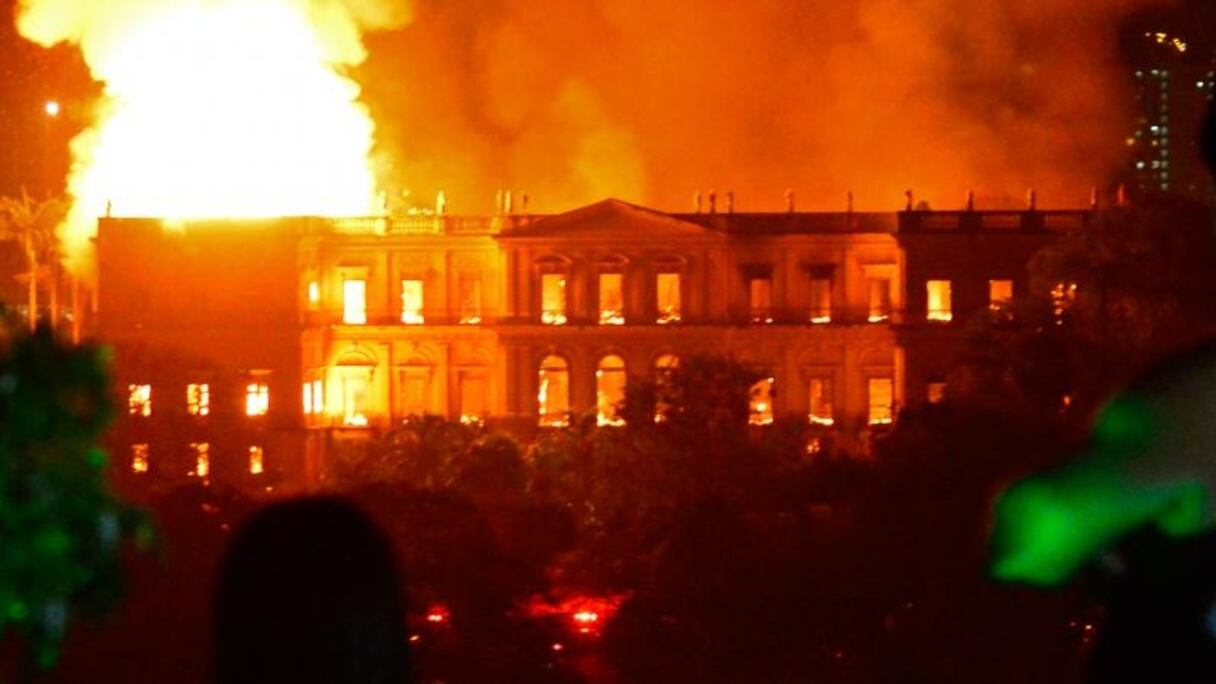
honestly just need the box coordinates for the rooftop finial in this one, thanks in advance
[1089,186,1099,210]
[708,190,717,215]
[1026,188,1037,211]
[966,189,975,212]
[504,190,514,215]
[784,188,794,213]
[846,190,854,214]
[726,191,735,214]
[694,190,702,214]
[436,190,447,215]
[904,189,914,212]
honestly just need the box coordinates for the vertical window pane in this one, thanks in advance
[538,356,570,427]
[927,280,953,322]
[342,279,367,324]
[868,278,892,322]
[245,382,269,416]
[810,278,832,323]
[131,444,149,474]
[599,273,624,325]
[249,445,265,475]
[311,380,324,414]
[541,274,567,325]
[187,383,210,416]
[809,378,834,426]
[749,279,773,323]
[303,381,313,415]
[989,279,1014,311]
[868,378,894,425]
[460,277,483,324]
[596,355,627,426]
[657,273,682,324]
[749,377,775,425]
[191,442,210,479]
[128,384,152,416]
[401,279,424,324]
[307,280,320,305]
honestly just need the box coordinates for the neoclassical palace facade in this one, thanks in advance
[96,199,1089,492]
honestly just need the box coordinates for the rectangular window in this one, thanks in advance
[401,279,424,324]
[459,276,483,324]
[459,374,489,424]
[400,372,429,417]
[749,377,775,425]
[989,279,1013,312]
[245,382,270,417]
[541,273,567,325]
[867,278,892,322]
[341,371,370,427]
[926,280,953,322]
[599,273,624,325]
[131,444,149,474]
[248,445,265,475]
[748,278,773,323]
[128,384,152,417]
[867,378,895,425]
[186,383,210,416]
[927,382,947,404]
[809,278,832,324]
[809,378,834,426]
[191,442,210,479]
[342,279,367,325]
[657,273,682,324]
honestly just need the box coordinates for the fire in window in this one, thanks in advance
[131,444,149,474]
[191,442,210,479]
[926,280,953,322]
[749,377,775,426]
[809,278,832,324]
[459,374,488,425]
[868,378,894,425]
[1051,282,1077,322]
[128,384,152,416]
[186,383,210,416]
[245,382,270,416]
[599,273,624,325]
[541,274,567,325]
[657,273,682,324]
[249,445,265,475]
[401,279,424,324]
[989,279,1014,312]
[459,276,483,324]
[342,279,367,324]
[341,370,371,427]
[538,355,570,427]
[596,355,627,426]
[868,278,892,322]
[748,278,773,323]
[809,378,834,426]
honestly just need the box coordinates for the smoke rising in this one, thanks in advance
[362,0,1165,212]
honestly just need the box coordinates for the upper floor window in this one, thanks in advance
[657,273,682,324]
[867,377,894,425]
[867,278,892,323]
[748,278,774,324]
[809,378,834,426]
[186,383,210,416]
[599,273,624,325]
[459,276,483,324]
[809,278,832,324]
[245,382,270,417]
[342,279,367,325]
[926,280,953,322]
[989,279,1014,312]
[541,274,567,325]
[128,384,152,417]
[596,355,627,426]
[538,355,571,427]
[248,445,265,475]
[401,279,425,324]
[749,377,775,425]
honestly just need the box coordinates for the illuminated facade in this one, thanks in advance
[97,200,1088,492]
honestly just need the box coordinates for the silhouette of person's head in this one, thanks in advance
[213,497,409,684]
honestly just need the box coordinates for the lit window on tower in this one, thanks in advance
[248,445,265,475]
[867,378,894,426]
[128,384,152,416]
[809,378,834,426]
[186,383,210,416]
[538,355,570,427]
[131,444,149,474]
[809,278,832,323]
[926,280,953,322]
[989,279,1014,312]
[459,276,483,324]
[191,442,210,479]
[541,274,567,325]
[748,278,773,323]
[749,377,775,426]
[246,382,270,416]
[599,273,624,325]
[868,278,892,322]
[656,273,682,324]
[596,355,627,426]
[342,279,367,324]
[401,279,424,324]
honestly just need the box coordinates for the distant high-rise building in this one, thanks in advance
[1126,31,1215,202]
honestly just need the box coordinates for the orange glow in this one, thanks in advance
[191,442,210,479]
[246,382,270,416]
[186,383,210,416]
[249,445,265,475]
[926,280,953,323]
[425,604,450,624]
[128,384,152,416]
[749,378,775,426]
[131,443,149,473]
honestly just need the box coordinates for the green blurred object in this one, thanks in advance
[990,345,1216,586]
[0,325,150,678]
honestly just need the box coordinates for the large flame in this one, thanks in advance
[17,0,408,271]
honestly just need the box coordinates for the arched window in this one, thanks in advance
[749,377,775,426]
[596,355,627,426]
[538,355,571,427]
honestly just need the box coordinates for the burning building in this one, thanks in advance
[96,199,1090,492]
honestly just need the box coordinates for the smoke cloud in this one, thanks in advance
[361,0,1165,213]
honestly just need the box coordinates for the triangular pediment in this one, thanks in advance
[503,199,717,239]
